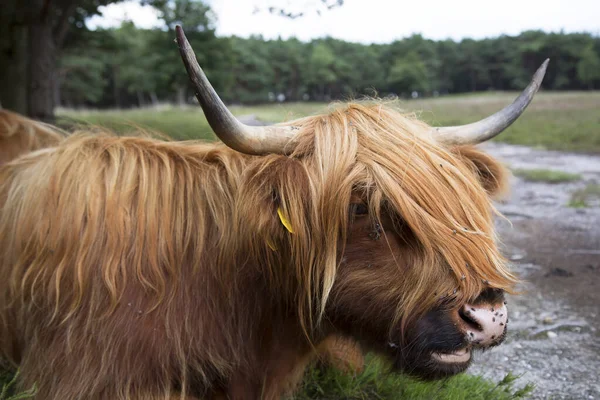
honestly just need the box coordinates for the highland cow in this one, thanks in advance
[0,27,548,399]
[0,109,63,165]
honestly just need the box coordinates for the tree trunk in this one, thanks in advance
[150,91,159,106]
[112,66,122,108]
[176,86,187,107]
[0,0,77,119]
[0,0,29,113]
[136,90,145,107]
[28,19,56,122]
[54,67,62,108]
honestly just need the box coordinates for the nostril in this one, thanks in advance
[459,307,482,331]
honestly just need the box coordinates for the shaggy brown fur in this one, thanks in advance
[316,336,365,375]
[0,109,63,165]
[0,102,514,399]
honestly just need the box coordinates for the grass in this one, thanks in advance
[58,107,217,141]
[0,357,533,400]
[409,91,600,153]
[568,183,600,208]
[56,102,326,142]
[296,355,533,400]
[512,168,581,183]
[0,370,36,400]
[58,91,600,153]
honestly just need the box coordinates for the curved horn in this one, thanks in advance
[175,26,297,155]
[432,59,549,145]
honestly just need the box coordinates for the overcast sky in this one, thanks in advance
[88,0,600,43]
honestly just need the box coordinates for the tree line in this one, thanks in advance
[61,25,600,109]
[3,0,600,115]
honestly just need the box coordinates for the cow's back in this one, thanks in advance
[0,134,249,399]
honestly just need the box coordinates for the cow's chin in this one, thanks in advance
[386,343,473,380]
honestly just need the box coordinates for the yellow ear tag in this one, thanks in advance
[277,208,294,234]
[266,238,277,251]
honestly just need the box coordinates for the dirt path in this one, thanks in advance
[469,143,600,400]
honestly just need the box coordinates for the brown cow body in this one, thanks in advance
[1,103,514,399]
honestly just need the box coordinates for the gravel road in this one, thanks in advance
[469,143,600,400]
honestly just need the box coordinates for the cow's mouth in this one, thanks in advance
[387,341,472,379]
[431,347,471,364]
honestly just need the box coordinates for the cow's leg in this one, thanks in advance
[129,394,200,400]
[316,334,365,374]
[221,334,362,400]
[221,342,314,400]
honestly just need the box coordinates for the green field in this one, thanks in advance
[512,168,582,183]
[569,183,600,208]
[58,91,600,153]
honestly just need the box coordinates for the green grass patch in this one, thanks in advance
[512,168,581,183]
[58,92,600,153]
[0,357,533,400]
[297,355,534,399]
[568,184,600,208]
[56,103,327,142]
[0,370,36,400]
[57,108,216,141]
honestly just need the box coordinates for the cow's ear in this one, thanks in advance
[453,146,510,199]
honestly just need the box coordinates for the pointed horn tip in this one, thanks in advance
[534,59,550,83]
[175,25,187,48]
[175,26,196,69]
[432,58,551,145]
